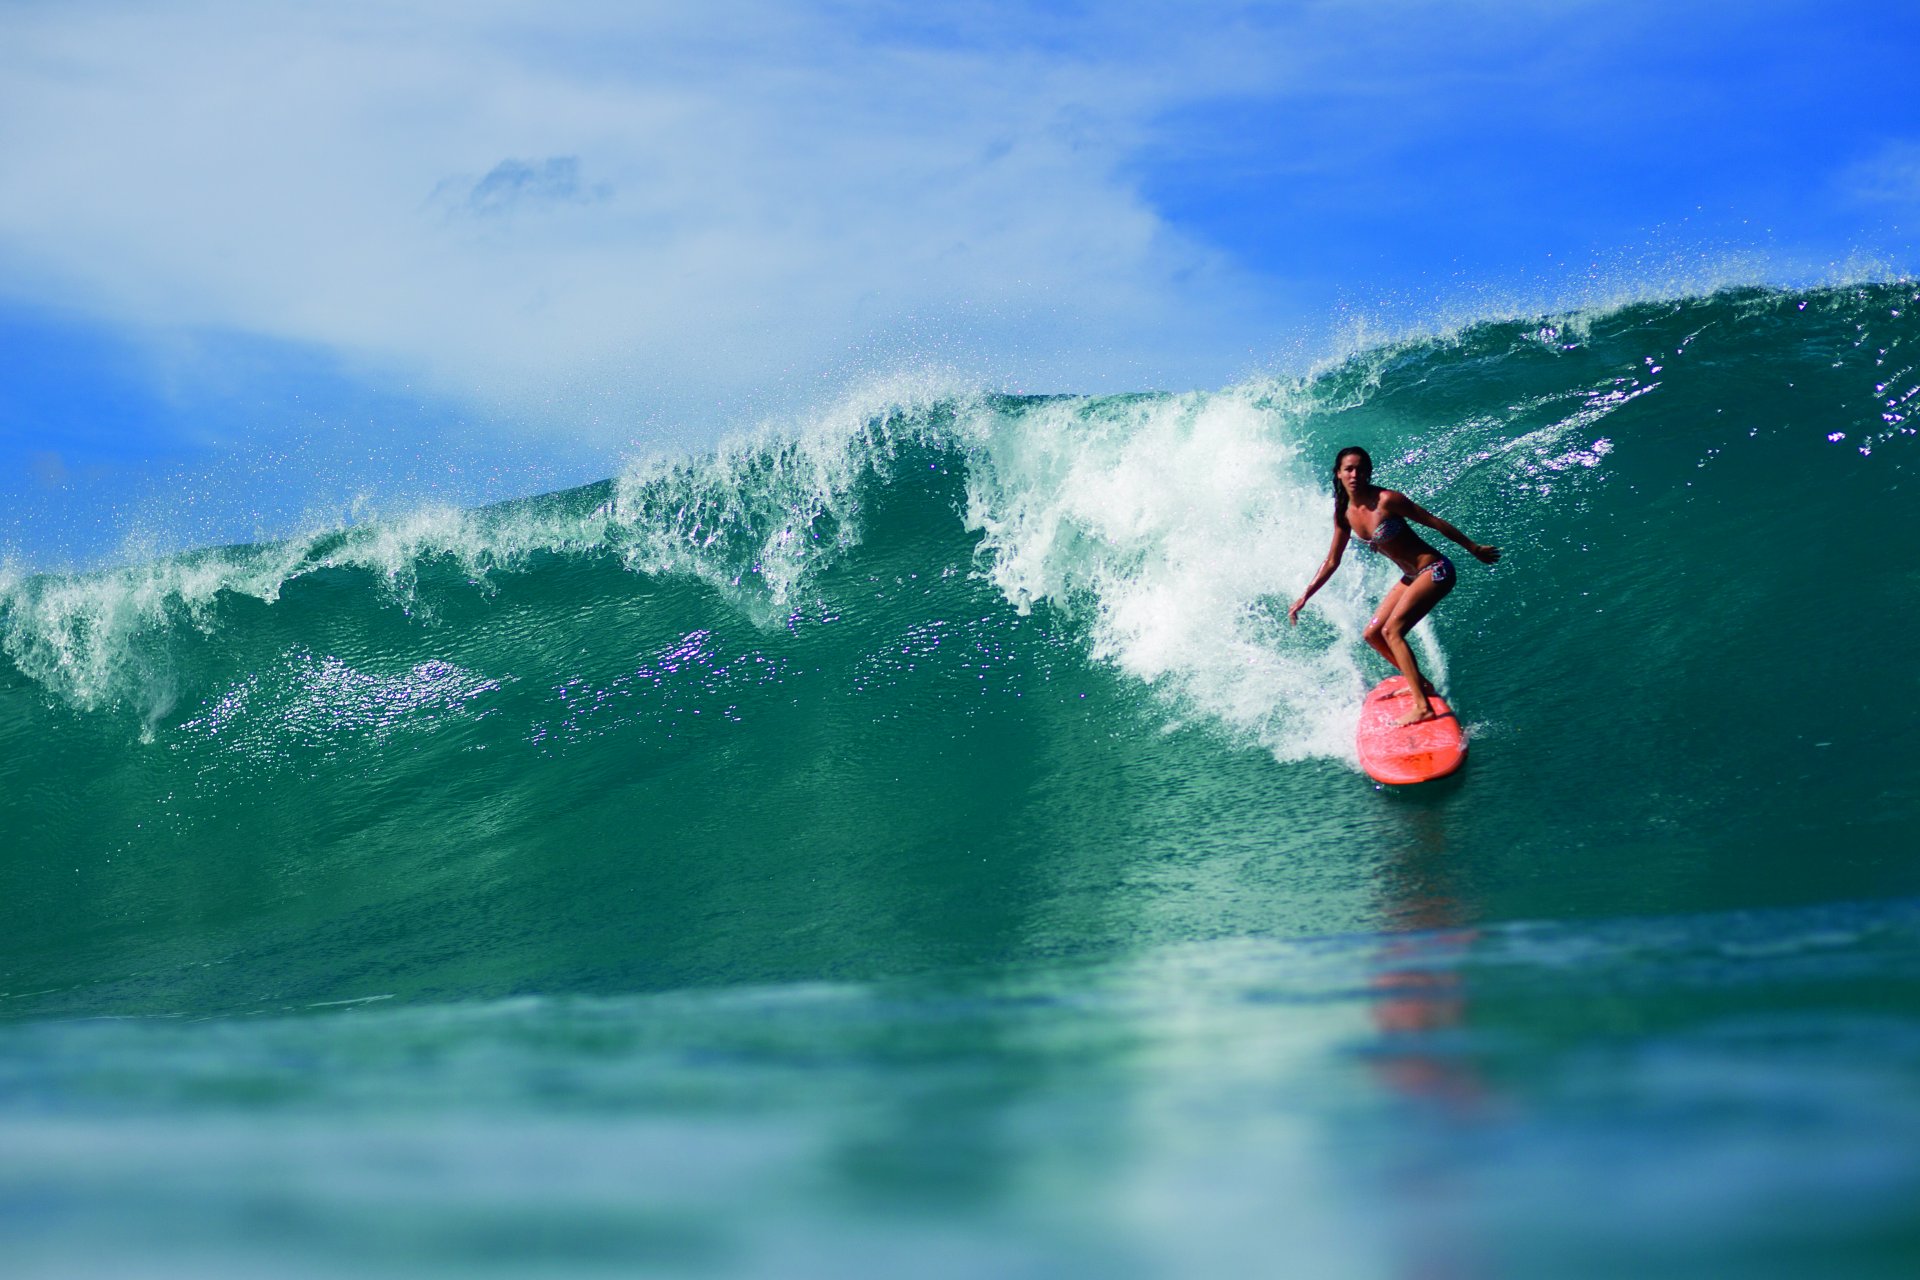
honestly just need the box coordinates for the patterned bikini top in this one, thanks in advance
[1350,514,1408,550]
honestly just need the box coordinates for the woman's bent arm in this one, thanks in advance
[1392,493,1500,565]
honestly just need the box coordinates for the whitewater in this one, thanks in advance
[3,283,1918,1277]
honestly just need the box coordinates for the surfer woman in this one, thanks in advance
[1288,447,1499,726]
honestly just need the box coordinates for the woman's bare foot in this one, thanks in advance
[1386,678,1438,699]
[1392,704,1439,727]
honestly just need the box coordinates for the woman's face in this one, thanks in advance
[1337,454,1370,497]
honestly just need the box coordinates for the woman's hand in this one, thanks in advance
[1288,597,1307,626]
[1472,543,1500,565]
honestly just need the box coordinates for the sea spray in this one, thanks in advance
[963,387,1396,762]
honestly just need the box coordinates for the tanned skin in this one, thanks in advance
[1289,451,1499,725]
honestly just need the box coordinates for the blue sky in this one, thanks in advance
[3,0,1916,565]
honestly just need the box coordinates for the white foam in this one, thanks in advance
[611,370,988,613]
[0,499,616,714]
[963,386,1408,763]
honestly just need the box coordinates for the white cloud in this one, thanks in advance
[8,0,1866,457]
[1842,141,1920,208]
[0,0,1293,442]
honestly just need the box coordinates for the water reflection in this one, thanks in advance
[1367,797,1485,1099]
[1366,797,1494,1279]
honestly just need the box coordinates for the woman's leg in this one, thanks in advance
[1363,579,1436,696]
[1361,579,1409,670]
[1380,564,1456,725]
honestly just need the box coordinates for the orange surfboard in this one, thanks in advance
[1356,675,1467,785]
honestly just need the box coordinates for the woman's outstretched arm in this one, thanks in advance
[1289,524,1352,624]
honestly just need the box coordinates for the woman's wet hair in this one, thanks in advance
[1333,447,1372,526]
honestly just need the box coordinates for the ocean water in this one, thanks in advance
[3,284,1918,1277]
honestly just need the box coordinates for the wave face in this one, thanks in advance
[4,283,1917,1018]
